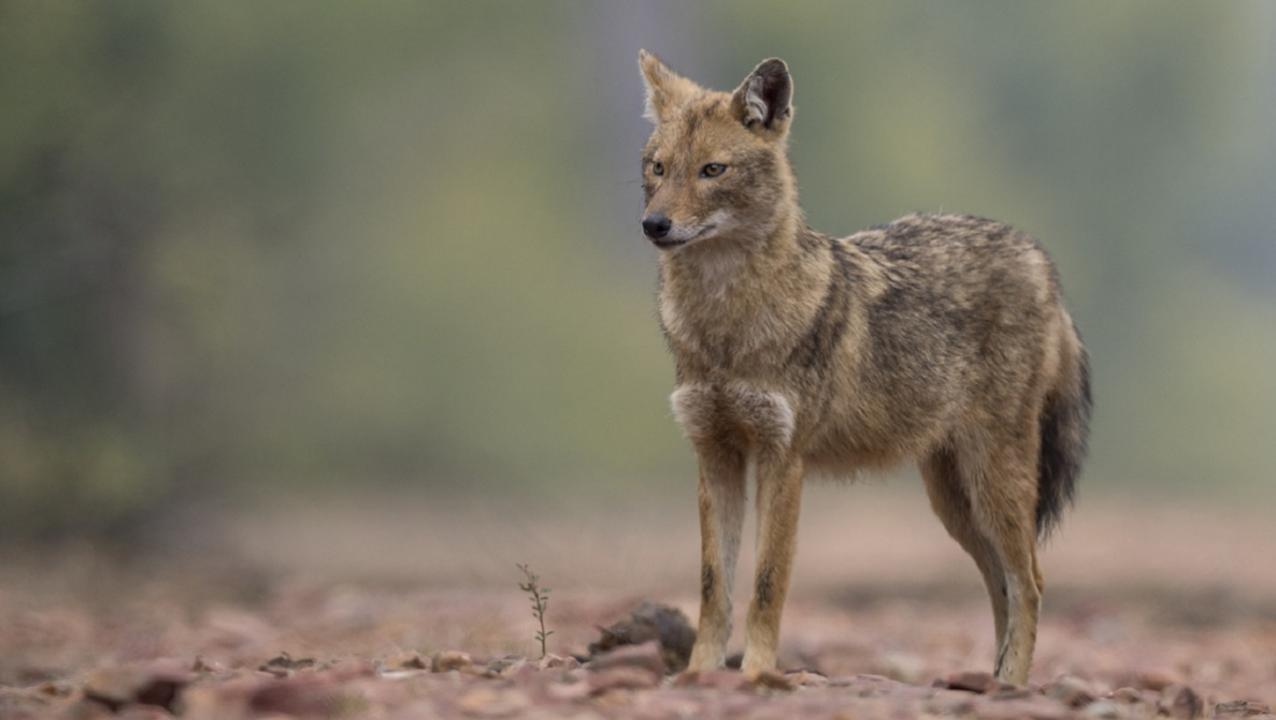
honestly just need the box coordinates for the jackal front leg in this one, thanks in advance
[686,450,746,672]
[741,454,803,677]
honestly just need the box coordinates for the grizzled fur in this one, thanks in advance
[637,51,1091,685]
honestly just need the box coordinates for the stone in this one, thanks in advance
[1159,684,1204,719]
[385,651,428,670]
[83,661,191,713]
[934,670,1001,694]
[258,652,316,677]
[431,650,473,673]
[1109,687,1142,703]
[1083,699,1126,718]
[587,603,695,673]
[748,669,795,691]
[1215,700,1272,717]
[785,670,830,688]
[537,653,579,670]
[485,655,526,675]
[1042,674,1098,708]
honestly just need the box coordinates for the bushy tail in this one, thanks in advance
[1035,341,1091,538]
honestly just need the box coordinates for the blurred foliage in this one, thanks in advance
[1,2,1273,542]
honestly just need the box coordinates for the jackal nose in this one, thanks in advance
[642,213,672,240]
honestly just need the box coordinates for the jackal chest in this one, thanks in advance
[669,382,796,451]
[659,283,804,372]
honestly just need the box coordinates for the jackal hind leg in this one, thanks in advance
[686,448,747,672]
[740,454,803,678]
[921,447,1009,652]
[959,443,1043,686]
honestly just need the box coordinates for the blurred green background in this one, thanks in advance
[2,1,1273,543]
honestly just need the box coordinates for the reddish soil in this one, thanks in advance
[2,488,1273,718]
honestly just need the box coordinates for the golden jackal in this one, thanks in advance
[637,51,1091,685]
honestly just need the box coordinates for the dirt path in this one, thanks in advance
[2,490,1273,718]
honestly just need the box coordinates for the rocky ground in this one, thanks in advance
[1,490,1273,718]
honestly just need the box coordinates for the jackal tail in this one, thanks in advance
[1036,339,1091,538]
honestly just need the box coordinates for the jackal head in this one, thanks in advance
[637,50,798,251]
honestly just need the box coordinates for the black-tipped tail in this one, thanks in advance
[1035,347,1091,538]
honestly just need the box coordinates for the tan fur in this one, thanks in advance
[638,51,1091,685]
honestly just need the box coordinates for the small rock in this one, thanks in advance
[587,640,665,676]
[1083,699,1127,719]
[83,662,191,713]
[258,652,316,677]
[785,670,829,688]
[1042,674,1098,708]
[1109,687,1142,703]
[378,669,422,681]
[749,669,795,691]
[1215,700,1272,717]
[588,602,696,673]
[385,651,428,670]
[190,656,224,674]
[431,650,473,673]
[537,653,578,670]
[935,670,1002,694]
[486,655,526,675]
[1159,684,1204,719]
[35,681,74,698]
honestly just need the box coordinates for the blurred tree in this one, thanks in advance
[1,1,1273,544]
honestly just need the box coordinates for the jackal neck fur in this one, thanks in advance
[663,213,835,378]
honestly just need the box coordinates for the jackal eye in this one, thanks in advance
[651,161,664,176]
[700,163,727,178]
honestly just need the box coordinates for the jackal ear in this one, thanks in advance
[731,58,793,134]
[638,49,699,124]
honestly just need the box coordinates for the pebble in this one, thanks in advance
[1159,683,1204,719]
[431,650,473,673]
[1215,699,1272,717]
[1042,674,1098,707]
[1083,699,1127,718]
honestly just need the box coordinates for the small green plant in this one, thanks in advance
[516,563,553,658]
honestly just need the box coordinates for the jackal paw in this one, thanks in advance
[686,644,725,672]
[740,650,777,679]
